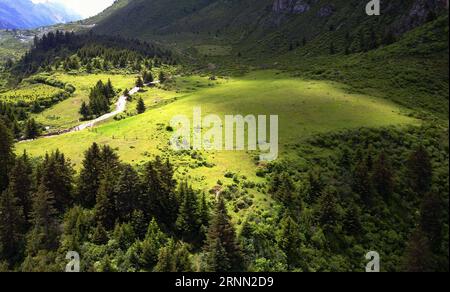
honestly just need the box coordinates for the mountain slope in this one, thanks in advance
[92,0,448,55]
[0,0,81,29]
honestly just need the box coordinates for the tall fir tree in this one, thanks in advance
[136,97,146,114]
[277,215,302,269]
[77,143,102,208]
[38,150,74,213]
[141,157,178,228]
[408,145,433,194]
[8,152,33,223]
[176,182,201,243]
[203,197,243,272]
[114,164,141,222]
[95,167,117,230]
[26,184,59,255]
[372,151,394,200]
[0,188,26,265]
[420,192,443,251]
[0,120,14,193]
[352,158,373,206]
[318,186,339,230]
[403,228,435,272]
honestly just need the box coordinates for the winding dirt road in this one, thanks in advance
[19,81,160,143]
[73,86,140,132]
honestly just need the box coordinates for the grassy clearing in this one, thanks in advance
[15,70,420,220]
[0,83,66,105]
[33,72,138,130]
[18,70,418,173]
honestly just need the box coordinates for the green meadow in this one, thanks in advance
[17,70,418,191]
[33,73,138,130]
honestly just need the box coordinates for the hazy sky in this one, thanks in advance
[32,0,116,18]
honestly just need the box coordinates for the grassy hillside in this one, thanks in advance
[0,0,448,273]
[17,70,418,177]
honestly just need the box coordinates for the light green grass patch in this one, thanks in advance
[18,71,418,183]
[33,72,138,130]
[0,84,65,104]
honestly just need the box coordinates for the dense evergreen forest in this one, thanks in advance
[0,118,447,272]
[10,31,175,83]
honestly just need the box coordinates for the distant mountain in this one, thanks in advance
[0,0,81,29]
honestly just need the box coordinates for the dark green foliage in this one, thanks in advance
[154,239,193,272]
[77,143,102,208]
[8,152,33,223]
[83,80,116,117]
[420,192,444,251]
[141,157,178,229]
[277,215,302,269]
[176,182,205,244]
[140,219,168,271]
[158,71,167,83]
[114,164,141,222]
[26,184,59,255]
[12,31,174,79]
[263,125,449,271]
[135,77,144,88]
[95,167,117,230]
[317,186,339,230]
[136,97,146,114]
[143,71,154,84]
[0,120,14,192]
[37,150,74,213]
[403,228,435,272]
[408,145,433,194]
[24,118,40,140]
[372,151,394,199]
[79,101,90,120]
[0,188,25,265]
[203,197,243,272]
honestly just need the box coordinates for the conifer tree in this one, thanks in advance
[38,150,74,213]
[403,228,434,272]
[318,186,339,229]
[0,188,26,264]
[135,77,144,88]
[203,197,243,272]
[136,98,146,114]
[343,204,362,235]
[26,184,59,255]
[24,118,40,140]
[143,71,154,84]
[8,152,33,222]
[372,151,394,199]
[198,193,210,231]
[140,219,168,270]
[0,120,14,192]
[158,71,167,83]
[77,143,102,208]
[79,101,90,120]
[277,215,302,269]
[114,164,141,222]
[154,240,193,272]
[141,157,178,228]
[352,159,373,206]
[95,167,117,230]
[176,182,201,243]
[420,192,443,251]
[408,145,433,194]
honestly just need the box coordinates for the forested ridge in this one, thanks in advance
[0,119,447,272]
